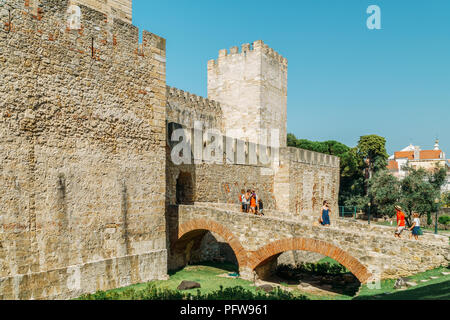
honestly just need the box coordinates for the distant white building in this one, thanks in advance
[387,140,449,192]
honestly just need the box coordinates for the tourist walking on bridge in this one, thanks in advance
[245,190,251,213]
[320,201,331,226]
[250,190,258,214]
[258,198,264,216]
[409,212,422,240]
[240,189,246,212]
[394,205,406,238]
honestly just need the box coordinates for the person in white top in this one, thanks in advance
[409,212,422,240]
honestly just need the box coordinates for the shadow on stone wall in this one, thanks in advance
[166,205,239,272]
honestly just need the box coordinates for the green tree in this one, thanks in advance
[368,170,401,218]
[428,165,447,191]
[286,134,349,157]
[287,133,297,148]
[443,192,450,208]
[356,135,389,172]
[340,148,365,206]
[356,135,389,196]
[398,168,440,226]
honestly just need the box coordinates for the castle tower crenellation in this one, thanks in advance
[210,40,288,67]
[208,40,288,147]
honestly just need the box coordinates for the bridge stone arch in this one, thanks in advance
[248,238,372,284]
[173,219,248,269]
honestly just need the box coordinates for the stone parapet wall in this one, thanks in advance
[0,250,167,300]
[166,86,223,130]
[285,147,340,168]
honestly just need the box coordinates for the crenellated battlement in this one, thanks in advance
[285,147,340,168]
[2,0,165,64]
[69,0,132,24]
[166,86,221,112]
[166,86,223,130]
[208,40,288,68]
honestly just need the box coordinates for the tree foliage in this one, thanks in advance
[368,170,401,217]
[356,135,389,172]
[443,192,450,208]
[397,167,441,225]
[287,133,390,206]
[368,167,444,225]
[287,134,350,156]
[287,134,446,223]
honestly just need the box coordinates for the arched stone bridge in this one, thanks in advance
[168,204,449,284]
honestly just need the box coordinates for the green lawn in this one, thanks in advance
[356,266,450,300]
[80,261,450,300]
[104,262,260,296]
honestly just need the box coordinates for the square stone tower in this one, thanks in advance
[207,40,288,147]
[70,0,132,23]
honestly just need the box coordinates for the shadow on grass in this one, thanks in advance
[168,261,239,276]
[354,280,450,300]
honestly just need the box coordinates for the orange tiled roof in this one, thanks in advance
[394,151,414,160]
[387,160,399,171]
[419,150,442,160]
[394,150,442,160]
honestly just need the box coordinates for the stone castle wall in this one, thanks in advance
[167,161,276,208]
[287,148,340,217]
[0,0,167,299]
[1,0,344,300]
[70,0,132,23]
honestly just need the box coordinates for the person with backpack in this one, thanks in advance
[258,198,264,216]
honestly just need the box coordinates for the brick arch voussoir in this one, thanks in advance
[248,238,372,284]
[177,219,248,268]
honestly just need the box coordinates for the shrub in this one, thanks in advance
[438,215,450,225]
[78,284,308,301]
[276,262,348,276]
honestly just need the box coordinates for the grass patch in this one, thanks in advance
[77,263,308,300]
[107,263,252,296]
[77,263,450,300]
[356,266,450,300]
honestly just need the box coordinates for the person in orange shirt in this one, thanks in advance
[250,191,257,214]
[394,205,406,238]
[239,189,246,212]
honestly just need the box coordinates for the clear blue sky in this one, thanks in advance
[133,0,450,155]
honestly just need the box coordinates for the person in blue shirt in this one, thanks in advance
[320,200,331,226]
